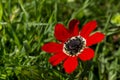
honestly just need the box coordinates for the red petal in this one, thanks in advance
[49,53,63,63]
[71,22,79,36]
[54,23,71,42]
[86,32,105,46]
[63,57,78,74]
[42,42,63,53]
[51,53,68,66]
[69,19,80,36]
[49,52,67,66]
[80,20,97,38]
[78,48,94,61]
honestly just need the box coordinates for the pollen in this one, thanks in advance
[63,36,86,56]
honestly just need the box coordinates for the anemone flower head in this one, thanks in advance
[42,19,105,74]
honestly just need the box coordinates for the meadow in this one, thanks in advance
[0,0,120,80]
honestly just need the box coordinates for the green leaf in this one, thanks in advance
[0,2,3,30]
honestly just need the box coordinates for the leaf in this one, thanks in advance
[0,2,3,30]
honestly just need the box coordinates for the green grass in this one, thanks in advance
[0,0,120,80]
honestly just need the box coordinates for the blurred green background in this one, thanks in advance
[0,0,120,80]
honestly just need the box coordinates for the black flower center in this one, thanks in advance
[63,36,86,56]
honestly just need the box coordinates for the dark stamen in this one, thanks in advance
[63,36,86,56]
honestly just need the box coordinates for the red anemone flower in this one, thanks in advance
[42,19,105,74]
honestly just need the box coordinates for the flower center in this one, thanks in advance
[63,36,86,56]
